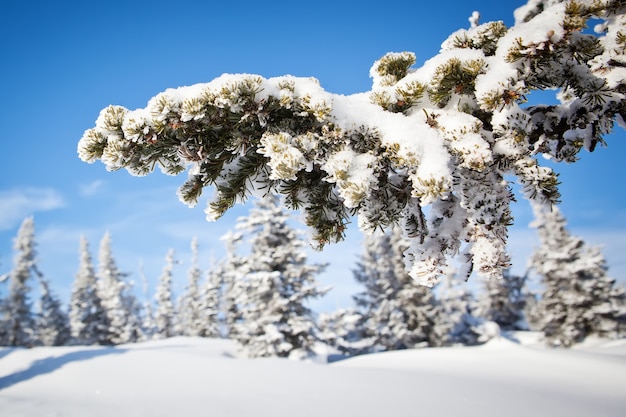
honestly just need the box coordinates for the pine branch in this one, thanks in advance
[77,1,626,285]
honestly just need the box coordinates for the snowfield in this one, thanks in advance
[1,335,625,417]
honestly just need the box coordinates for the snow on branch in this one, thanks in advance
[78,0,626,286]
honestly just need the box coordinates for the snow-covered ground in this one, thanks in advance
[1,334,625,417]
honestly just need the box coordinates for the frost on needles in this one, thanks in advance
[77,0,626,286]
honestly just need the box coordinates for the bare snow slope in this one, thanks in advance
[0,336,625,417]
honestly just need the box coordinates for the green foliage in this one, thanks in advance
[78,129,108,162]
[371,52,416,86]
[429,58,485,108]
[452,21,508,56]
[299,170,350,248]
[370,81,427,114]
[563,0,620,32]
[616,30,626,51]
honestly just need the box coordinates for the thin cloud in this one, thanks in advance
[0,188,65,231]
[79,180,106,197]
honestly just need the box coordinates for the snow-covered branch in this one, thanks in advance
[77,0,625,285]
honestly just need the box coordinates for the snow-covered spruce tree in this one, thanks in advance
[353,226,445,351]
[69,236,110,345]
[475,269,528,331]
[177,238,204,336]
[0,217,38,347]
[97,232,143,344]
[0,268,6,345]
[178,238,221,338]
[317,308,372,357]
[77,1,626,286]
[35,276,70,347]
[524,287,544,332]
[124,288,145,342]
[529,205,626,347]
[154,249,178,339]
[231,195,328,359]
[196,263,221,338]
[219,230,245,339]
[437,269,493,346]
[138,261,156,340]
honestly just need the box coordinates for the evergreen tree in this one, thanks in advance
[530,206,626,347]
[138,261,156,340]
[178,238,208,337]
[97,232,142,344]
[475,270,528,331]
[69,236,110,345]
[437,270,488,346]
[231,195,328,359]
[353,226,445,351]
[317,308,371,357]
[78,1,626,286]
[154,249,178,339]
[123,288,145,343]
[196,264,221,338]
[524,289,543,332]
[0,217,38,347]
[35,276,70,346]
[0,262,7,345]
[219,231,245,339]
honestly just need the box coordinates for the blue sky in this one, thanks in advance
[1,0,624,312]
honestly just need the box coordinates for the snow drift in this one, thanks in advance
[1,335,625,417]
